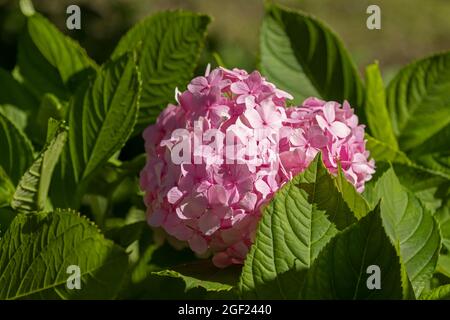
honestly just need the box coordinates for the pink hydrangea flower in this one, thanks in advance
[140,67,375,268]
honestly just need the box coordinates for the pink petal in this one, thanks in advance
[147,208,164,227]
[189,234,208,254]
[255,179,271,198]
[188,76,208,93]
[323,102,336,123]
[329,121,351,138]
[230,81,249,95]
[198,213,220,236]
[178,194,207,219]
[315,115,328,131]
[212,252,232,268]
[239,192,257,211]
[309,133,328,148]
[208,185,228,206]
[167,186,183,204]
[242,108,263,129]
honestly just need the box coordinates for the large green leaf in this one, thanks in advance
[261,3,365,118]
[16,13,97,100]
[259,8,318,105]
[301,208,404,299]
[364,62,398,147]
[0,209,128,299]
[0,68,37,116]
[239,154,359,299]
[374,168,441,296]
[11,121,68,213]
[386,52,450,151]
[0,111,34,185]
[51,53,141,208]
[112,10,210,129]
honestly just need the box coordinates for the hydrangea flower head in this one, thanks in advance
[140,67,375,268]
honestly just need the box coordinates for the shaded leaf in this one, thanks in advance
[239,154,357,299]
[112,10,210,129]
[0,209,128,299]
[16,13,97,100]
[51,52,141,208]
[301,208,404,299]
[0,111,34,185]
[262,3,365,118]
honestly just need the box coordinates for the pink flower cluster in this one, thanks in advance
[140,67,375,268]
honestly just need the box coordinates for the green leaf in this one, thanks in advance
[436,254,450,279]
[374,168,441,296]
[0,111,34,185]
[365,135,411,164]
[112,10,210,129]
[261,3,365,117]
[259,8,319,104]
[0,68,37,115]
[105,221,147,248]
[386,52,450,151]
[301,208,404,299]
[0,209,128,299]
[420,285,450,300]
[392,162,449,212]
[364,62,398,148]
[70,53,140,184]
[51,52,141,208]
[11,121,68,213]
[16,13,97,100]
[335,167,370,219]
[0,167,15,208]
[408,124,450,178]
[153,260,238,293]
[239,154,359,299]
[0,105,28,133]
[437,201,450,251]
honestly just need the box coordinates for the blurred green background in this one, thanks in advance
[1,0,449,81]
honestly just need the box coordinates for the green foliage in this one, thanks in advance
[386,52,450,152]
[364,62,398,148]
[300,208,404,299]
[0,209,128,299]
[112,10,211,130]
[16,13,97,100]
[370,168,441,296]
[51,53,141,208]
[0,111,34,185]
[260,3,365,120]
[11,120,68,213]
[239,154,366,299]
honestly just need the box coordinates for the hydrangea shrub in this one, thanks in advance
[140,67,374,267]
